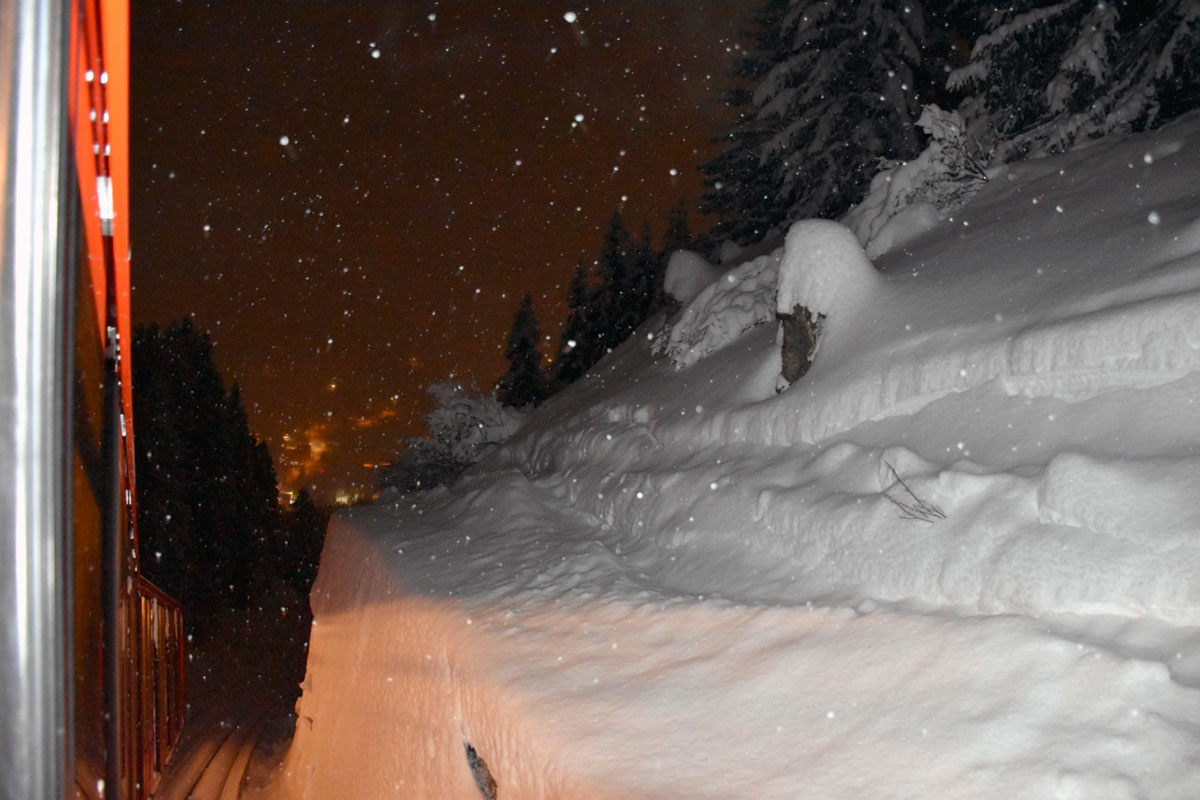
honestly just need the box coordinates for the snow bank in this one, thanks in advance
[1038,452,1200,549]
[705,280,1200,449]
[281,115,1200,799]
[669,122,1200,449]
[284,514,1200,799]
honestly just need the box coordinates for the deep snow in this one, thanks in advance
[277,115,1200,799]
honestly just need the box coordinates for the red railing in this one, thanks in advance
[133,576,186,798]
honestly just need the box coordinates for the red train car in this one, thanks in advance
[0,1,185,798]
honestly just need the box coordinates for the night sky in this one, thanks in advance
[131,2,746,502]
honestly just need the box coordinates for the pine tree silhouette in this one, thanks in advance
[497,294,548,408]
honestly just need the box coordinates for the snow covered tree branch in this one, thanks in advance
[378,382,524,493]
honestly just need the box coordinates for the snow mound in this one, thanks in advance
[845,153,944,258]
[662,250,722,305]
[776,219,882,317]
[857,198,942,261]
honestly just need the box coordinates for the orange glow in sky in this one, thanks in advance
[131,2,744,501]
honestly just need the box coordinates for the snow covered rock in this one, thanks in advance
[776,219,882,319]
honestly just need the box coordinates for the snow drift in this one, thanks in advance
[278,115,1200,799]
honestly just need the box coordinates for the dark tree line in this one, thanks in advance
[701,0,955,247]
[134,319,327,640]
[948,0,1200,162]
[700,0,1200,247]
[495,202,694,409]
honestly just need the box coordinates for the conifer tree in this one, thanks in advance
[496,293,547,408]
[133,319,284,636]
[948,1,1200,162]
[280,489,328,595]
[223,381,280,607]
[553,261,597,388]
[1137,1,1200,122]
[702,0,947,244]
[597,210,635,350]
[627,222,660,334]
[550,208,691,395]
[700,0,792,246]
[661,200,695,256]
[948,1,1121,161]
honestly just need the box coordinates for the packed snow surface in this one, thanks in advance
[280,117,1200,798]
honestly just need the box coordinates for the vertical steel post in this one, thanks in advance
[0,1,72,799]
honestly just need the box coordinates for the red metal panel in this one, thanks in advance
[69,2,187,798]
[69,0,138,542]
[68,0,106,344]
[98,0,138,534]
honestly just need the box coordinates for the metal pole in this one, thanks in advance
[0,1,72,799]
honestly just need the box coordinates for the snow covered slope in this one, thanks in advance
[279,115,1200,799]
